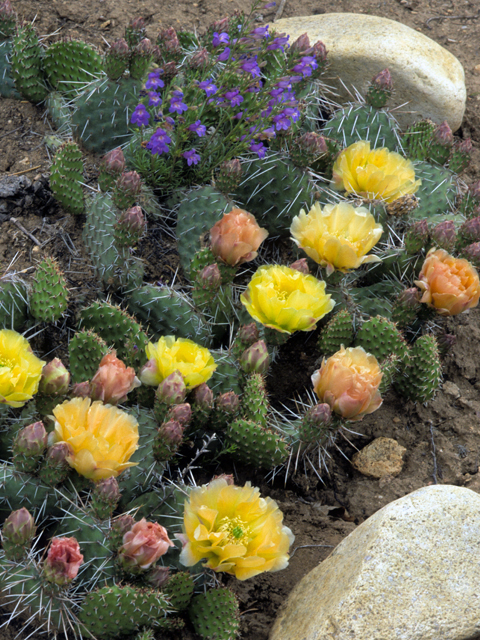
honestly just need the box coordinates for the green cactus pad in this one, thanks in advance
[43,39,102,93]
[402,119,436,161]
[241,373,269,427]
[68,329,110,383]
[395,334,442,403]
[0,275,28,331]
[318,308,354,356]
[0,40,21,98]
[49,139,85,216]
[71,76,141,154]
[225,418,289,469]
[45,91,72,131]
[10,23,48,102]
[322,103,401,150]
[410,161,458,225]
[163,571,195,611]
[189,588,240,640]
[0,463,63,519]
[355,316,408,362]
[29,256,69,323]
[234,153,315,237]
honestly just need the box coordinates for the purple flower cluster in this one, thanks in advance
[198,79,218,97]
[169,90,188,114]
[145,71,165,91]
[212,31,229,47]
[183,149,201,166]
[291,55,318,77]
[188,120,207,137]
[146,128,172,155]
[131,104,150,127]
[241,57,261,78]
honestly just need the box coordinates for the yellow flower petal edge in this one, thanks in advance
[179,478,295,580]
[240,265,335,334]
[290,201,383,273]
[52,397,139,480]
[141,336,216,389]
[331,140,421,203]
[0,329,45,408]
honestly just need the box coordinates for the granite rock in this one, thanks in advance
[270,484,480,640]
[275,14,466,131]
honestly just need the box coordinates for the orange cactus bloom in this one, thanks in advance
[415,248,480,316]
[90,351,140,405]
[118,519,174,573]
[210,208,269,266]
[312,346,383,421]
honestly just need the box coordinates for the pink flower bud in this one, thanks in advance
[305,403,332,426]
[239,340,270,375]
[210,16,229,32]
[290,33,311,53]
[129,16,146,31]
[158,27,181,54]
[118,206,145,233]
[396,287,421,309]
[93,476,121,504]
[0,0,16,38]
[89,351,140,405]
[110,38,130,57]
[433,121,454,146]
[458,216,480,247]
[116,171,142,197]
[39,358,70,396]
[45,442,73,466]
[111,514,135,538]
[236,323,260,347]
[371,68,393,92]
[167,402,192,426]
[72,381,92,398]
[189,47,210,69]
[312,40,327,64]
[216,391,240,414]
[2,508,36,546]
[14,422,48,456]
[216,158,243,193]
[197,264,222,291]
[101,147,126,175]
[43,537,83,586]
[146,565,170,588]
[431,220,457,252]
[155,370,187,404]
[160,419,184,445]
[139,357,161,387]
[133,37,152,57]
[461,242,480,269]
[118,519,174,573]
[210,208,269,266]
[192,383,214,410]
[405,219,429,254]
[289,258,310,274]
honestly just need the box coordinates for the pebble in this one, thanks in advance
[351,437,406,478]
[275,14,466,131]
[270,485,480,640]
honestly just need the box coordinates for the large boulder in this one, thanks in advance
[270,484,480,640]
[275,14,466,131]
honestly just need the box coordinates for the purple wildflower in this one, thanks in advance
[225,89,243,108]
[246,80,263,93]
[272,112,291,131]
[250,141,266,158]
[183,149,201,166]
[188,120,207,137]
[241,57,261,78]
[131,104,150,127]
[169,90,188,114]
[212,31,229,47]
[146,128,172,155]
[263,1,276,8]
[198,79,218,97]
[267,35,289,51]
[145,73,165,90]
[250,26,269,39]
[282,106,301,122]
[148,91,162,107]
[218,47,231,62]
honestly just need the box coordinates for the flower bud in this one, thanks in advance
[0,0,16,39]
[306,402,332,425]
[167,402,192,426]
[89,351,140,405]
[196,264,222,291]
[192,383,214,410]
[38,358,70,396]
[72,381,92,398]
[104,39,130,80]
[239,340,270,375]
[298,403,332,444]
[212,473,235,485]
[404,219,429,255]
[110,514,135,550]
[210,16,229,32]
[189,47,210,69]
[14,422,48,457]
[92,477,121,520]
[43,537,84,586]
[38,442,73,486]
[155,370,187,405]
[113,171,143,209]
[130,38,154,80]
[158,27,181,57]
[457,216,480,249]
[433,120,454,146]
[216,391,240,414]
[461,242,480,269]
[290,132,328,168]
[237,323,260,346]
[415,248,480,315]
[431,220,457,252]
[134,37,152,56]
[210,208,269,266]
[146,565,170,588]
[2,508,36,546]
[312,40,327,72]
[101,147,126,176]
[289,258,310,274]
[312,346,383,421]
[290,33,311,53]
[118,519,174,573]
[160,419,184,445]
[125,16,146,47]
[216,158,242,194]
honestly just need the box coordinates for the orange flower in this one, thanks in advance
[118,518,174,573]
[43,537,84,586]
[312,346,383,421]
[89,351,140,405]
[415,248,480,316]
[210,208,269,266]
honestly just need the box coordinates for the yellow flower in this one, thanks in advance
[139,336,216,389]
[0,330,45,408]
[52,397,139,480]
[240,265,335,334]
[179,478,294,580]
[312,346,383,421]
[290,202,383,274]
[415,248,480,316]
[331,140,421,203]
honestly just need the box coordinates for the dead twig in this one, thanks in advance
[425,12,480,29]
[273,0,287,22]
[7,165,42,177]
[9,217,43,246]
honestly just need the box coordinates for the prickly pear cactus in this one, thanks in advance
[43,39,102,93]
[0,40,21,98]
[225,419,289,469]
[395,334,442,403]
[322,103,401,150]
[188,587,240,640]
[10,22,48,102]
[0,274,28,331]
[355,316,408,362]
[49,140,85,215]
[29,256,69,323]
[68,329,110,383]
[318,309,354,355]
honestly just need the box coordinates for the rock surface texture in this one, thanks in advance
[269,484,480,640]
[351,436,406,478]
[275,14,466,131]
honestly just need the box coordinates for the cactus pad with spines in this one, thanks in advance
[43,39,102,93]
[49,140,85,215]
[355,316,408,362]
[10,23,48,102]
[163,571,195,611]
[68,329,110,383]
[318,309,354,355]
[29,257,69,323]
[225,419,289,469]
[402,119,436,161]
[188,587,240,640]
[241,373,269,427]
[395,334,442,403]
[0,40,21,98]
[321,103,401,150]
[0,275,28,331]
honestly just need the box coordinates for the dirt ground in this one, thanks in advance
[2,0,480,639]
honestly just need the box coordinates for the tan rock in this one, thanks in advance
[270,485,480,640]
[351,436,406,478]
[275,14,466,131]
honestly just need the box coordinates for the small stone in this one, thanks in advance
[442,381,461,399]
[270,485,480,640]
[275,14,466,131]
[351,437,406,478]
[473,64,480,75]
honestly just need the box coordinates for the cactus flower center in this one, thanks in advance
[218,516,250,545]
